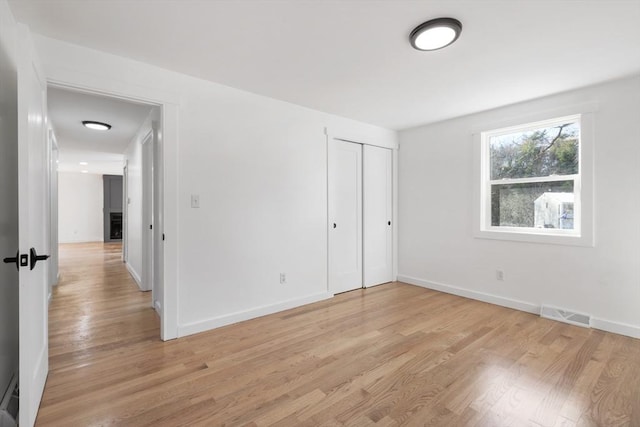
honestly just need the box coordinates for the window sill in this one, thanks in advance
[474,228,594,247]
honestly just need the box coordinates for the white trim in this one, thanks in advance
[45,67,179,106]
[398,275,640,339]
[177,292,333,337]
[365,281,393,289]
[488,174,578,186]
[471,228,588,246]
[58,238,104,244]
[161,103,179,341]
[333,137,394,150]
[324,126,398,151]
[591,318,640,339]
[392,147,398,282]
[122,160,128,263]
[325,128,330,294]
[397,275,539,314]
[125,261,142,289]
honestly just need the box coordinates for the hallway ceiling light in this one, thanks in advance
[81,170,89,173]
[410,18,462,51]
[79,161,88,165]
[82,120,112,131]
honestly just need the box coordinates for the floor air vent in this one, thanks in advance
[540,305,591,328]
[0,375,18,427]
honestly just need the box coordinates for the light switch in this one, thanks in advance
[191,194,200,208]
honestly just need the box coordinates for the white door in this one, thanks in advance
[142,132,154,294]
[0,16,20,416]
[363,145,393,287]
[328,139,362,294]
[17,26,49,427]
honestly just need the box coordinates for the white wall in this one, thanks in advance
[58,172,104,243]
[34,35,398,337]
[398,76,640,338]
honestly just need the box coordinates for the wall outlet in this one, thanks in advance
[191,194,200,208]
[496,269,505,281]
[280,273,286,284]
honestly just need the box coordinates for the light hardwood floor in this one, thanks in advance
[37,242,640,426]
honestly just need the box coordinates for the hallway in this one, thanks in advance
[38,242,159,425]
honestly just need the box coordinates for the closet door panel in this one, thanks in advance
[363,145,392,287]
[328,139,362,294]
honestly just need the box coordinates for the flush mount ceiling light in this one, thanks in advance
[410,18,462,51]
[82,120,111,131]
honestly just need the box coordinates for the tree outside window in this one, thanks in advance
[481,116,581,235]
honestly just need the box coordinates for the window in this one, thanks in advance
[476,113,593,246]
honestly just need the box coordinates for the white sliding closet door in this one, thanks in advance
[363,145,393,287]
[328,139,362,294]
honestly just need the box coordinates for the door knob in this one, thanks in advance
[333,223,337,229]
[3,251,19,271]
[29,247,50,271]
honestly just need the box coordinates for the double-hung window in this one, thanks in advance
[476,114,593,246]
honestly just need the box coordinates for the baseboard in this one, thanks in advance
[365,280,393,288]
[125,262,143,289]
[177,292,333,338]
[590,318,640,339]
[59,238,103,244]
[397,274,640,339]
[398,275,539,314]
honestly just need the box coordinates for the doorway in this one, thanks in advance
[43,71,178,341]
[328,137,393,294]
[47,85,163,331]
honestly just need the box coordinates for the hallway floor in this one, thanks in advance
[37,242,158,425]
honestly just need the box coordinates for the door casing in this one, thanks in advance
[44,73,179,341]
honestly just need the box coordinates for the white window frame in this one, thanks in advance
[473,110,595,247]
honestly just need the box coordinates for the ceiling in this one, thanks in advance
[10,1,640,130]
[48,87,152,174]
